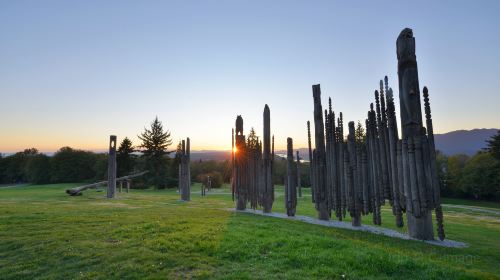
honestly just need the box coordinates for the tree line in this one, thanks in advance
[1,117,180,188]
[1,120,498,201]
[437,130,500,200]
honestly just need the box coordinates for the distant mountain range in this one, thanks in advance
[2,129,496,159]
[189,128,498,161]
[433,128,498,156]
[190,150,232,162]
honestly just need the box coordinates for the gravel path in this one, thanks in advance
[0,184,30,189]
[443,204,500,215]
[229,208,468,248]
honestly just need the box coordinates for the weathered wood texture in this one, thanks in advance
[397,28,435,240]
[107,135,117,198]
[285,138,297,216]
[232,105,275,212]
[66,171,148,196]
[304,28,445,240]
[260,104,274,212]
[296,151,302,198]
[179,138,191,201]
[311,84,330,220]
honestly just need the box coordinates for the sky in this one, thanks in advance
[1,0,499,153]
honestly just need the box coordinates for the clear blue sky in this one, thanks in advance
[1,0,499,152]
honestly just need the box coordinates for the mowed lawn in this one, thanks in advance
[0,184,499,280]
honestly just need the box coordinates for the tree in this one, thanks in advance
[25,154,51,184]
[169,141,183,185]
[50,147,99,183]
[117,137,135,177]
[138,117,173,189]
[460,152,500,200]
[486,130,500,161]
[1,148,39,183]
[446,154,469,196]
[246,127,259,149]
[0,154,4,183]
[435,150,451,196]
[355,121,366,144]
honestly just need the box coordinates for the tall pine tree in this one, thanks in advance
[117,137,135,177]
[486,130,500,161]
[138,117,173,189]
[355,121,366,144]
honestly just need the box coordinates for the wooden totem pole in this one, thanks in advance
[311,84,330,220]
[397,28,434,240]
[296,151,302,198]
[285,138,297,216]
[307,121,315,203]
[346,122,362,226]
[234,116,247,210]
[179,138,191,201]
[107,135,117,198]
[261,105,274,212]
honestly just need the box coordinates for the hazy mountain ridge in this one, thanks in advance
[433,128,498,156]
[1,129,497,159]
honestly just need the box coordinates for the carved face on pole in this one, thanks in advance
[397,28,423,138]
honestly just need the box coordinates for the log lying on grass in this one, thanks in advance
[65,171,148,196]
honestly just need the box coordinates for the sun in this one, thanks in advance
[233,147,237,153]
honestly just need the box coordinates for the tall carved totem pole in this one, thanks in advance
[397,28,443,240]
[311,85,330,220]
[179,138,191,201]
[107,135,117,198]
[285,137,297,216]
[261,105,274,212]
[234,115,248,210]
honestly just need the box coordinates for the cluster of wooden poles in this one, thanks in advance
[231,105,275,213]
[307,28,444,241]
[307,79,444,240]
[231,28,445,241]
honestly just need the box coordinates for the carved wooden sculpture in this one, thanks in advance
[107,135,117,198]
[346,122,362,226]
[285,138,297,216]
[423,87,445,240]
[232,106,275,212]
[307,121,315,203]
[261,105,274,212]
[234,116,247,210]
[179,138,191,201]
[296,151,302,198]
[397,28,435,240]
[386,87,404,227]
[67,171,147,196]
[311,84,330,220]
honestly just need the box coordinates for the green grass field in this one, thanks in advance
[0,184,499,279]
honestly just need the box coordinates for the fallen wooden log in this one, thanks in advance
[65,171,148,196]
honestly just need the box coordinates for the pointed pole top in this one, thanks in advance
[387,87,393,99]
[423,86,429,98]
